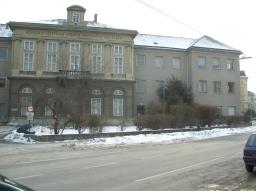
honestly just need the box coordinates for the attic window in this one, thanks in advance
[73,12,81,23]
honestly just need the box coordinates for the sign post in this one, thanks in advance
[26,106,34,125]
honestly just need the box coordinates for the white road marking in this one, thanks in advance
[16,156,78,165]
[14,174,43,180]
[83,162,116,170]
[15,151,125,165]
[135,156,225,182]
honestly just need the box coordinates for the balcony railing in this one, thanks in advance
[58,70,91,79]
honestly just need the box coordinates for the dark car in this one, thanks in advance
[0,175,34,191]
[243,134,256,172]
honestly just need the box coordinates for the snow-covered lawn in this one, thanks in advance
[4,125,256,145]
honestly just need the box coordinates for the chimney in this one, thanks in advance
[94,14,98,23]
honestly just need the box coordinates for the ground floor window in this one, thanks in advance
[228,106,236,116]
[20,87,33,116]
[91,98,101,115]
[137,105,145,115]
[45,105,53,116]
[113,98,123,116]
[0,103,6,119]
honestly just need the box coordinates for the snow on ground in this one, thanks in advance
[4,125,256,145]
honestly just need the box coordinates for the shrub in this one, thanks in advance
[194,105,217,127]
[88,115,102,133]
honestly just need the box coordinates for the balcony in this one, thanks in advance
[58,70,91,80]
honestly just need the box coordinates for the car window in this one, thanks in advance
[247,135,256,146]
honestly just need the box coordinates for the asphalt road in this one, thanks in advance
[1,133,256,191]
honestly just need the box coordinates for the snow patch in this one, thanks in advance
[4,125,256,145]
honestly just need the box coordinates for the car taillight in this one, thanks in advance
[244,151,253,157]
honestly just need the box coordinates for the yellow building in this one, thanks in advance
[240,71,248,113]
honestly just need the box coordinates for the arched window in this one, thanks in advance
[91,89,102,115]
[45,87,55,94]
[91,89,101,95]
[20,87,32,116]
[45,88,55,116]
[113,89,124,116]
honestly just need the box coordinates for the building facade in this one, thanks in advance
[4,5,138,124]
[0,24,12,123]
[134,35,242,116]
[0,5,243,124]
[240,71,248,114]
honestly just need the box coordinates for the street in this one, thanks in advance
[0,133,256,191]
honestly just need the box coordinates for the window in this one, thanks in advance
[92,44,102,54]
[91,98,101,115]
[212,57,221,70]
[136,54,145,66]
[92,89,101,95]
[46,42,58,72]
[228,82,235,93]
[45,87,55,95]
[154,56,164,68]
[45,106,53,116]
[69,55,80,70]
[172,57,180,69]
[0,47,8,61]
[113,90,124,117]
[197,56,206,68]
[113,57,123,74]
[216,106,222,116]
[20,87,32,116]
[227,59,235,70]
[73,12,81,23]
[0,103,7,119]
[0,77,6,88]
[23,41,35,71]
[69,43,80,70]
[228,106,236,116]
[23,53,33,71]
[92,44,102,73]
[113,90,124,96]
[70,43,80,53]
[137,105,145,115]
[113,98,123,116]
[136,80,146,93]
[114,46,124,55]
[113,46,124,74]
[45,88,55,116]
[199,80,207,93]
[156,80,164,89]
[213,81,221,94]
[24,41,34,51]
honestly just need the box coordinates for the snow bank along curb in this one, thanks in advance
[22,126,231,142]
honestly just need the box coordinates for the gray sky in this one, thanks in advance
[1,0,255,92]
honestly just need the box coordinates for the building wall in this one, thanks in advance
[189,49,241,116]
[134,47,242,116]
[240,75,248,113]
[134,47,187,109]
[0,38,11,122]
[7,19,137,124]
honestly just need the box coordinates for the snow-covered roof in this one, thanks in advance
[134,34,239,52]
[0,24,12,38]
[134,34,196,49]
[191,35,237,51]
[26,19,116,29]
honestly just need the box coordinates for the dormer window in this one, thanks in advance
[73,12,81,23]
[67,5,86,24]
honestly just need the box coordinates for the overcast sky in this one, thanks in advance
[1,0,255,92]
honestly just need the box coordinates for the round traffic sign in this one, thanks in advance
[27,106,33,112]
